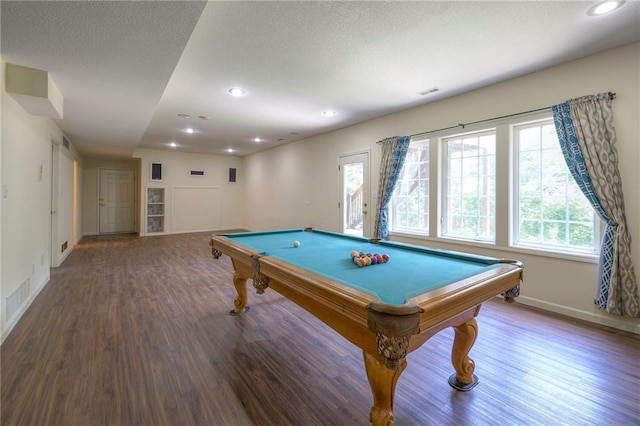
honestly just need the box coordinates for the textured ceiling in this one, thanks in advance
[2,1,639,158]
[2,1,207,158]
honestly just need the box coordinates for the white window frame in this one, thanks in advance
[440,128,497,243]
[389,138,430,236]
[511,118,600,255]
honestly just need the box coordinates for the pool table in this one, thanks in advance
[210,228,522,426]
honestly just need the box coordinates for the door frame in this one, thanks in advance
[338,150,371,237]
[98,168,136,234]
[50,139,61,267]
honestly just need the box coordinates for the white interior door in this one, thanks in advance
[99,169,135,234]
[339,152,370,237]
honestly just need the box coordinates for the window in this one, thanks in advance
[390,140,429,234]
[513,120,597,252]
[442,131,496,242]
[386,112,598,259]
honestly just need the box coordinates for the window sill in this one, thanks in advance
[388,231,599,264]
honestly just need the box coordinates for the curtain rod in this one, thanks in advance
[402,91,617,140]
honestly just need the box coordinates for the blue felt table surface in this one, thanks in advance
[224,229,502,305]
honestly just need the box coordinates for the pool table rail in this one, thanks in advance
[409,262,523,330]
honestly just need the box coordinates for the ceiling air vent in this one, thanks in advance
[417,87,439,96]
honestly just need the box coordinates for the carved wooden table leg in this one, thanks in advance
[448,318,479,391]
[364,351,406,426]
[229,271,249,316]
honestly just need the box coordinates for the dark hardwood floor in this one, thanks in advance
[2,232,639,425]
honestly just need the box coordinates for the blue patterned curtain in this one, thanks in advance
[552,93,639,318]
[374,136,411,240]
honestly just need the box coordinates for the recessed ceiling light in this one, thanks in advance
[169,142,177,148]
[198,115,210,121]
[184,128,195,134]
[226,148,235,153]
[587,0,625,15]
[228,87,246,97]
[177,113,191,118]
[322,110,337,117]
[252,137,264,143]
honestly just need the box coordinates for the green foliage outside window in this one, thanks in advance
[391,143,429,233]
[516,123,595,250]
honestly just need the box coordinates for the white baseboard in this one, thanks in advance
[1,274,50,344]
[170,228,229,234]
[517,296,640,335]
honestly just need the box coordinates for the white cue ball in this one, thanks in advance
[293,240,300,248]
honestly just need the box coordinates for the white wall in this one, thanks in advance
[1,60,83,340]
[244,139,346,231]
[243,43,640,334]
[133,149,244,235]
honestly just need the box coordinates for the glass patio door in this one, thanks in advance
[339,152,370,237]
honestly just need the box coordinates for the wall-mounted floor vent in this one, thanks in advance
[6,278,30,321]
